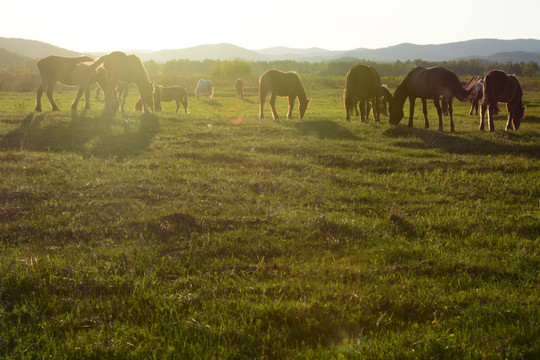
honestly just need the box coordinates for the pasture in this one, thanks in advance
[0,84,539,359]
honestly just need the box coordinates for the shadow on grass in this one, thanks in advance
[0,111,158,159]
[384,125,539,159]
[293,120,360,140]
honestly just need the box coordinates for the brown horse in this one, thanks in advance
[234,78,244,99]
[136,85,188,113]
[259,69,311,120]
[365,84,394,121]
[94,51,154,112]
[35,55,106,112]
[344,65,381,122]
[480,70,525,131]
[389,66,472,132]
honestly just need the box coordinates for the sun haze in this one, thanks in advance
[1,0,539,52]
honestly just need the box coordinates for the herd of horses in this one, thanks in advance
[34,52,526,132]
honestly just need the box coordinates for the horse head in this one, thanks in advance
[139,80,155,111]
[299,98,311,119]
[388,101,404,125]
[513,105,526,130]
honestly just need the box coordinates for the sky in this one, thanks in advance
[1,0,539,53]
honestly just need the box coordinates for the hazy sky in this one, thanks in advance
[2,0,539,52]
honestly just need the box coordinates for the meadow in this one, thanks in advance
[0,84,538,359]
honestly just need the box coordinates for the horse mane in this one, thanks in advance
[393,67,420,106]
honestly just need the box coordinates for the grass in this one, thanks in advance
[0,84,539,359]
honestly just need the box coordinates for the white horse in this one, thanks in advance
[195,79,214,101]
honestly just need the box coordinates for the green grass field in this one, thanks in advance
[0,85,539,359]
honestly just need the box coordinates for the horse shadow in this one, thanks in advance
[293,119,360,141]
[0,111,157,159]
[383,125,539,158]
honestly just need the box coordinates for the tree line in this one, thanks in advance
[0,55,539,92]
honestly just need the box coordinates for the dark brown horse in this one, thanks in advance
[35,55,106,111]
[480,70,525,131]
[234,78,244,99]
[94,51,154,112]
[389,66,472,132]
[259,69,311,120]
[365,84,394,121]
[344,65,381,122]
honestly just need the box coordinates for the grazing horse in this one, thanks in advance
[234,78,244,99]
[365,84,394,121]
[136,85,189,113]
[196,79,214,101]
[344,65,382,122]
[35,55,106,111]
[480,70,525,131]
[389,66,472,132]
[94,51,154,112]
[466,77,484,116]
[259,69,311,120]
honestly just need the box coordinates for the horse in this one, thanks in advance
[35,55,107,112]
[234,78,244,99]
[196,79,214,101]
[259,69,311,120]
[480,70,525,131]
[93,51,154,112]
[464,77,484,116]
[136,85,189,113]
[344,65,382,122]
[388,66,472,132]
[365,84,394,121]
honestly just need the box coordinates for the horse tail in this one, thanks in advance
[482,74,500,115]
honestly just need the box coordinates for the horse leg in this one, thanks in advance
[46,83,60,111]
[365,101,371,122]
[35,81,46,112]
[479,103,487,131]
[360,98,367,123]
[447,98,455,132]
[269,93,279,120]
[71,86,85,111]
[407,97,415,128]
[488,104,497,132]
[287,96,295,119]
[259,88,267,119]
[505,104,514,131]
[373,96,380,122]
[121,86,129,112]
[84,86,91,110]
[433,98,444,132]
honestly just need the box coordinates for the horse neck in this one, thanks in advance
[134,67,152,87]
[392,80,409,109]
[297,86,308,104]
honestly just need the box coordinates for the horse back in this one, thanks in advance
[160,86,186,102]
[37,55,94,83]
[483,70,522,105]
[260,69,304,97]
[345,65,381,97]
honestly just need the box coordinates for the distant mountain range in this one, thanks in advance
[1,37,540,64]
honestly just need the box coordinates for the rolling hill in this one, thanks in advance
[1,36,539,64]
